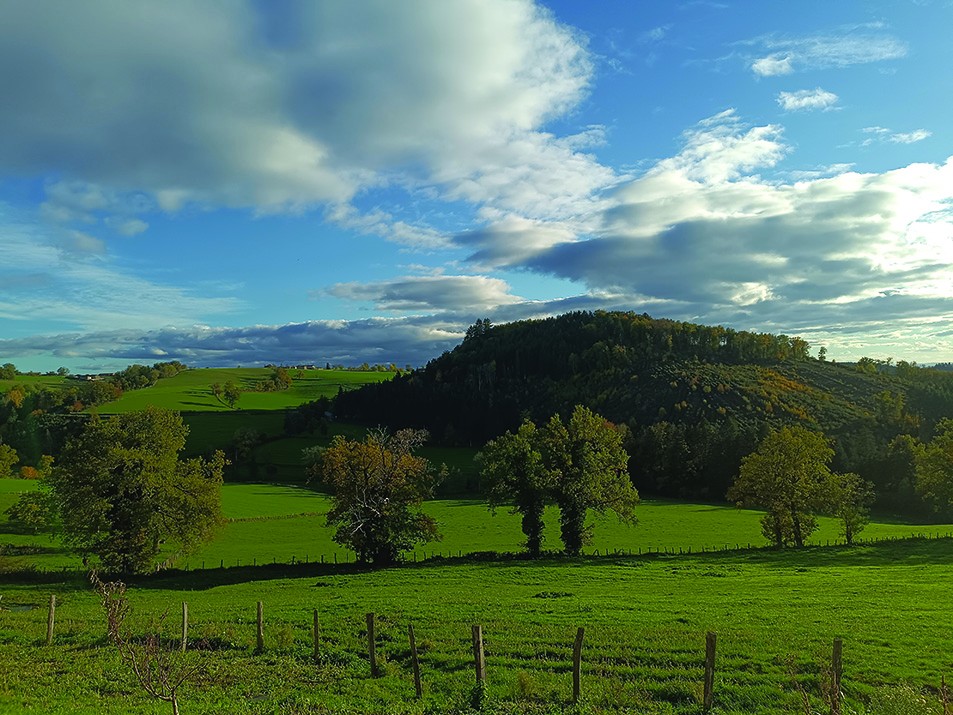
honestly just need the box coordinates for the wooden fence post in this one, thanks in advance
[313,609,320,661]
[180,602,188,652]
[572,627,585,703]
[46,595,55,646]
[703,631,716,712]
[409,623,422,698]
[367,613,378,676]
[256,601,264,652]
[831,638,843,715]
[472,624,486,684]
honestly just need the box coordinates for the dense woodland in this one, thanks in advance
[336,311,953,516]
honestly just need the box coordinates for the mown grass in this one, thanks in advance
[95,368,394,414]
[2,540,953,714]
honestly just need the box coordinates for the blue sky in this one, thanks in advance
[1,0,952,372]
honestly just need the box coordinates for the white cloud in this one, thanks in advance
[455,112,953,355]
[777,88,839,112]
[890,129,932,144]
[747,30,907,76]
[0,0,612,228]
[752,55,793,77]
[861,126,932,146]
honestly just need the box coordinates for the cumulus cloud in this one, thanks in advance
[746,29,907,76]
[777,88,839,112]
[456,112,953,354]
[1,0,611,229]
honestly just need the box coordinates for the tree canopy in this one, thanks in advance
[728,426,836,547]
[477,419,550,556]
[914,418,953,511]
[48,408,224,573]
[317,428,441,565]
[478,406,637,556]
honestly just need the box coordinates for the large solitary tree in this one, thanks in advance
[318,428,441,565]
[48,408,225,573]
[728,426,835,547]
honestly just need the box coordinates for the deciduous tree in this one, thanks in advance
[48,408,224,573]
[728,426,835,547]
[318,428,441,565]
[542,406,638,556]
[831,472,874,545]
[477,420,551,556]
[914,418,953,511]
[0,442,18,476]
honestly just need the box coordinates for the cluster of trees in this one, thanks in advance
[111,361,187,391]
[478,406,637,556]
[210,381,243,408]
[6,408,224,573]
[254,367,293,392]
[0,363,18,380]
[728,427,873,546]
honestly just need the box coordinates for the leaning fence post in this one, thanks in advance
[472,624,486,684]
[256,601,264,652]
[46,595,56,646]
[409,623,422,698]
[572,627,585,703]
[703,631,716,712]
[180,602,188,652]
[831,638,843,715]
[367,613,378,676]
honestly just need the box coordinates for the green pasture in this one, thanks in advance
[2,539,953,714]
[95,368,394,414]
[0,374,67,393]
[3,479,952,573]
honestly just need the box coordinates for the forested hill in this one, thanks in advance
[336,311,953,509]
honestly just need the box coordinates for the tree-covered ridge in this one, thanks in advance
[335,311,953,514]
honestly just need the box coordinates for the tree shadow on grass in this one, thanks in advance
[5,536,952,591]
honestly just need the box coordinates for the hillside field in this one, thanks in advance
[95,367,395,413]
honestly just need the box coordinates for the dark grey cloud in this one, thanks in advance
[327,275,521,312]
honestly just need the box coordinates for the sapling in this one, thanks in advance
[90,571,199,715]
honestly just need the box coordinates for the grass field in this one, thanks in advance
[3,479,951,572]
[95,368,394,413]
[0,374,67,393]
[2,539,953,714]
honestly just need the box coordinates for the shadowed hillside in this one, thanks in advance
[336,311,953,508]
